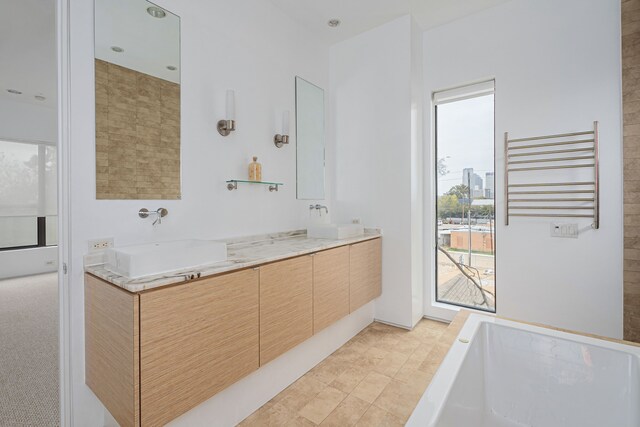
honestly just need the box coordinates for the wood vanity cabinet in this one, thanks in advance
[85,274,140,427]
[139,268,259,426]
[85,269,260,427]
[349,238,382,312]
[313,246,350,333]
[85,237,381,427]
[259,256,313,365]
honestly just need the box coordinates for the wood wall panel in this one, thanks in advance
[139,269,259,426]
[259,256,313,365]
[624,0,640,342]
[349,238,382,312]
[85,274,139,427]
[313,246,350,333]
[95,59,180,200]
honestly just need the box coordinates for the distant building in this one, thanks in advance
[450,228,495,253]
[462,168,484,199]
[485,172,494,198]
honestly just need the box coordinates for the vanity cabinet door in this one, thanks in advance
[85,274,140,427]
[349,238,382,312]
[259,256,313,365]
[313,246,350,333]
[139,269,259,427]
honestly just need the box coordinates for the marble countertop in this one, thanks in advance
[85,229,381,293]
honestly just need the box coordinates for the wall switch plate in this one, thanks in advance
[550,223,578,238]
[88,238,114,252]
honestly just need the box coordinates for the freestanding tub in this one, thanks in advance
[407,314,640,427]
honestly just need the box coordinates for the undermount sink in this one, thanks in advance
[307,223,364,240]
[104,240,227,279]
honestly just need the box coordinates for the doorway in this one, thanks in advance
[0,0,62,424]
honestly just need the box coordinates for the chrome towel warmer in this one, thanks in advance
[504,121,599,229]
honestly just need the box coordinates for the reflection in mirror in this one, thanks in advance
[94,0,181,199]
[296,77,325,200]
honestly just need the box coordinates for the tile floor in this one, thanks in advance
[239,318,452,426]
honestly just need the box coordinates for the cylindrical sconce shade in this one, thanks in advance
[226,90,235,121]
[283,110,290,135]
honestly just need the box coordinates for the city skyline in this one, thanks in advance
[436,94,494,196]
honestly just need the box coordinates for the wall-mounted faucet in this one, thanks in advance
[139,208,169,225]
[309,204,329,216]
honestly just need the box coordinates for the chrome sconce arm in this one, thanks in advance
[217,119,236,136]
[274,110,290,148]
[274,133,289,148]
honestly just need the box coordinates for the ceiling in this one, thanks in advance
[268,0,512,44]
[0,0,509,111]
[0,0,57,108]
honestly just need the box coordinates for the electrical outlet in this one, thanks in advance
[352,218,361,224]
[88,238,114,252]
[550,223,578,239]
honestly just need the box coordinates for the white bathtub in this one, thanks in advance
[407,314,640,427]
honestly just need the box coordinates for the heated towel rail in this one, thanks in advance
[504,121,599,229]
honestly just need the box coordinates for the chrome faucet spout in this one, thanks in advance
[153,208,169,225]
[309,204,328,215]
[140,207,169,225]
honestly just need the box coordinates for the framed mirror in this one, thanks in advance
[295,77,325,200]
[94,0,181,199]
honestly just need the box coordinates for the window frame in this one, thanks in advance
[0,138,57,251]
[432,80,497,314]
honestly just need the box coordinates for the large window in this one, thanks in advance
[434,81,495,312]
[0,140,57,250]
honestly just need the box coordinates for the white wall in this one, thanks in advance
[410,18,425,327]
[423,0,623,338]
[67,0,347,425]
[330,15,423,328]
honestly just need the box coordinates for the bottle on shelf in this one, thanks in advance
[249,156,262,181]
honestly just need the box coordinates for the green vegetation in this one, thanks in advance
[437,184,495,220]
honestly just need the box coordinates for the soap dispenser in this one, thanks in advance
[249,156,262,181]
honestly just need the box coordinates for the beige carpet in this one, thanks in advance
[0,273,59,426]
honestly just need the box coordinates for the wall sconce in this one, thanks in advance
[217,89,236,136]
[274,110,290,148]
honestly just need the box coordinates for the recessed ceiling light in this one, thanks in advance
[111,46,124,53]
[328,19,341,28]
[166,65,177,71]
[35,95,46,101]
[147,6,166,18]
[7,89,22,95]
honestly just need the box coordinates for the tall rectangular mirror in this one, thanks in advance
[94,0,181,199]
[296,77,325,200]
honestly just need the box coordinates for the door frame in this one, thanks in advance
[56,0,72,424]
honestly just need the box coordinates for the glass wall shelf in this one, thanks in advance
[226,180,283,192]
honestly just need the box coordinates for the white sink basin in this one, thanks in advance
[104,239,227,279]
[307,224,364,240]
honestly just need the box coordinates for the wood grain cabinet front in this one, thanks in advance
[85,274,140,427]
[313,246,350,333]
[139,268,260,426]
[349,238,382,312]
[84,237,382,426]
[259,256,313,365]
